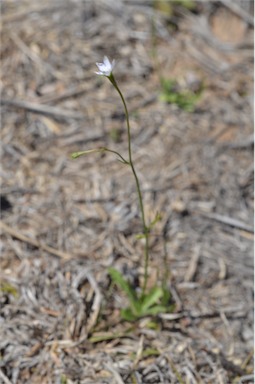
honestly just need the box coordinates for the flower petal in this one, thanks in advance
[95,56,115,77]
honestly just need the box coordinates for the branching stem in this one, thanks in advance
[109,74,150,296]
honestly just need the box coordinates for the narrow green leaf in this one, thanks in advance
[0,282,19,297]
[89,332,126,343]
[108,268,140,315]
[161,286,172,306]
[71,147,129,164]
[121,308,138,321]
[102,148,129,164]
[71,148,104,159]
[143,305,168,316]
[140,286,163,312]
[148,212,162,230]
[142,348,160,357]
[135,233,146,239]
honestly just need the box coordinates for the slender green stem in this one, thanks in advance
[109,74,150,296]
[102,147,129,164]
[72,147,128,164]
[143,232,150,296]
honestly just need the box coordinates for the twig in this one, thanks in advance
[160,306,248,321]
[164,354,185,384]
[237,375,254,384]
[188,44,228,74]
[219,135,254,150]
[2,3,73,24]
[42,133,106,148]
[0,369,13,384]
[169,284,183,312]
[220,0,254,26]
[0,221,71,259]
[104,363,125,384]
[159,313,186,321]
[9,31,55,74]
[133,335,144,368]
[39,82,94,104]
[218,258,227,280]
[193,211,254,233]
[86,273,102,334]
[184,245,200,282]
[203,349,247,376]
[189,14,253,52]
[1,98,84,120]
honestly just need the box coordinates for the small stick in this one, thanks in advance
[1,98,85,120]
[104,363,125,384]
[237,375,255,384]
[39,82,94,104]
[10,31,54,73]
[220,135,254,150]
[218,258,227,280]
[2,4,71,24]
[86,273,102,334]
[220,0,254,26]
[0,221,71,259]
[0,369,13,384]
[184,246,200,282]
[193,211,254,233]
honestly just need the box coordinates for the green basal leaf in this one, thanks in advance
[140,286,164,312]
[108,268,140,315]
[143,305,169,316]
[173,0,196,10]
[142,348,160,357]
[135,233,146,239]
[144,319,161,330]
[161,286,172,306]
[154,0,173,16]
[60,375,68,384]
[121,307,138,321]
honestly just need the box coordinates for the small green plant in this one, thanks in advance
[60,375,68,384]
[171,0,196,10]
[0,281,19,297]
[153,0,196,15]
[72,57,172,320]
[108,268,170,321]
[160,78,202,112]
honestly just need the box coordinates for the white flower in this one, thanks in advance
[95,56,115,77]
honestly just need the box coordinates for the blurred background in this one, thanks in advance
[0,1,254,383]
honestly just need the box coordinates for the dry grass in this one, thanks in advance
[0,1,254,383]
